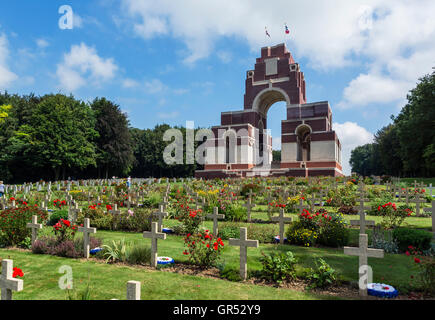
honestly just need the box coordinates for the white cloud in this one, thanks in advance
[338,72,410,108]
[216,50,232,63]
[119,0,435,109]
[73,13,83,28]
[36,38,49,49]
[122,78,140,88]
[0,33,18,88]
[144,78,166,94]
[272,136,281,151]
[56,43,118,92]
[333,122,374,175]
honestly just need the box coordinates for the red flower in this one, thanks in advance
[405,251,410,256]
[414,258,421,263]
[12,267,24,278]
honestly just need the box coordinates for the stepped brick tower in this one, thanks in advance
[195,43,343,179]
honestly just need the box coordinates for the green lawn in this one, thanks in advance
[0,249,336,300]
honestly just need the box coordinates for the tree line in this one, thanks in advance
[0,93,202,183]
[350,69,435,177]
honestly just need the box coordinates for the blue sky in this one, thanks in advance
[0,0,434,174]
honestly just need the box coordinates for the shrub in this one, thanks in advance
[223,204,246,222]
[0,206,48,247]
[240,183,260,198]
[259,251,297,283]
[102,239,128,263]
[306,258,338,289]
[286,226,318,247]
[53,219,78,243]
[393,228,432,252]
[376,202,411,229]
[247,223,278,243]
[32,236,102,258]
[112,209,153,232]
[183,230,224,268]
[317,221,349,247]
[47,210,69,226]
[218,223,240,240]
[126,243,151,265]
[337,205,358,215]
[371,228,399,254]
[142,193,162,208]
[407,246,435,295]
[77,208,113,230]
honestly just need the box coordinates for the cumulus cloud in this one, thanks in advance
[36,38,50,49]
[119,0,435,108]
[333,122,374,175]
[0,33,18,88]
[56,43,118,92]
[144,78,166,94]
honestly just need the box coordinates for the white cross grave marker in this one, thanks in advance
[229,227,259,280]
[344,234,384,297]
[243,198,256,222]
[350,197,374,234]
[271,208,292,244]
[152,205,168,232]
[78,218,96,259]
[206,207,225,236]
[0,259,23,300]
[26,215,42,246]
[143,222,166,268]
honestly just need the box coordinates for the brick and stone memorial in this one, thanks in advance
[196,43,343,179]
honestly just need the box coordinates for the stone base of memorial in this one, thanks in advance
[367,283,398,298]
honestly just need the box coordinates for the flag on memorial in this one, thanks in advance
[265,27,270,38]
[284,23,290,34]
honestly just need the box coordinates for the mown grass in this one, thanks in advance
[0,249,337,300]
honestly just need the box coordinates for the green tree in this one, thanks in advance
[91,98,134,178]
[394,70,435,176]
[6,94,98,180]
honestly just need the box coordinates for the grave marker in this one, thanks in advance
[271,208,292,244]
[229,227,259,281]
[143,222,166,268]
[206,207,225,236]
[344,234,384,297]
[0,259,23,300]
[26,215,42,246]
[78,218,96,259]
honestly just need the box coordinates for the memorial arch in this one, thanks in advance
[196,43,343,178]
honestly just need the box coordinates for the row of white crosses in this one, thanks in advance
[344,183,384,298]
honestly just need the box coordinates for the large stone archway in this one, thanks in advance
[196,43,343,179]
